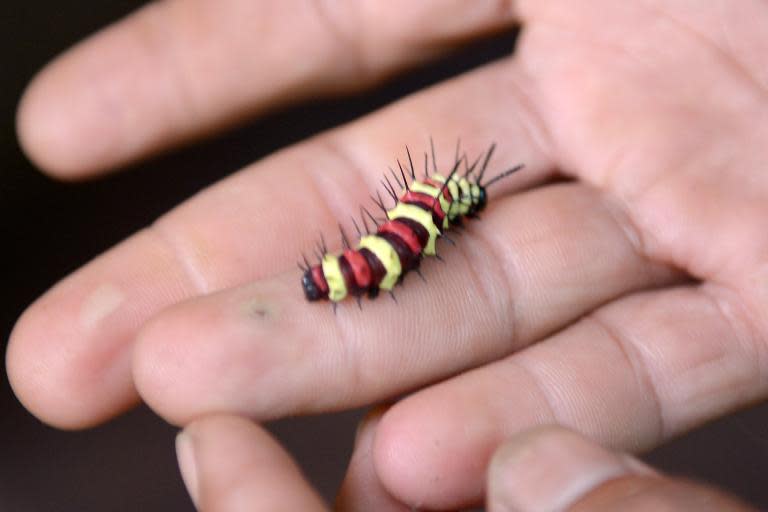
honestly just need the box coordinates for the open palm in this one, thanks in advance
[10,1,768,509]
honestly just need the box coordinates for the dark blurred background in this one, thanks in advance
[2,2,768,511]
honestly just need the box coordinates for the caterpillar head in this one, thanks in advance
[302,267,327,301]
[475,186,488,212]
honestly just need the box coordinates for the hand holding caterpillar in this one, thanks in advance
[300,141,523,307]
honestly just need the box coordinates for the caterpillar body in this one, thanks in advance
[300,142,522,305]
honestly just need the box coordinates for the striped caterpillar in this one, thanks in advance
[300,141,522,306]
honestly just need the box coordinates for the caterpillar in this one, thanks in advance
[300,141,523,306]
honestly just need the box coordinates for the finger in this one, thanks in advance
[132,181,677,424]
[18,0,520,177]
[336,408,410,512]
[8,58,552,429]
[373,284,765,509]
[176,415,327,511]
[487,426,756,512]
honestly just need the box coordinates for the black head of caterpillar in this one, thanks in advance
[300,141,523,305]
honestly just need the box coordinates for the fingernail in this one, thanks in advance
[488,428,635,512]
[176,431,200,508]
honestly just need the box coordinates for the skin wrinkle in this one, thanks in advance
[139,1,202,130]
[455,218,518,352]
[102,0,201,162]
[323,305,367,411]
[699,283,767,398]
[498,62,557,168]
[505,357,564,429]
[147,223,210,295]
[643,0,768,100]
[586,313,666,445]
[610,165,688,274]
[621,150,766,285]
[311,0,370,84]
[596,180,656,267]
[716,0,768,93]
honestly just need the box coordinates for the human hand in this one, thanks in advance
[9,0,768,510]
[178,416,755,511]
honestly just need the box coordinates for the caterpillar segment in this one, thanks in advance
[300,142,523,304]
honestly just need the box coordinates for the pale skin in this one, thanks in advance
[9,0,768,510]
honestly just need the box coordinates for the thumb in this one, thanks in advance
[487,426,755,512]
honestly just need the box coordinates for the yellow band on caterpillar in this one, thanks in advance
[446,180,461,214]
[386,202,441,255]
[358,235,401,290]
[321,254,347,302]
[410,181,451,229]
[469,183,481,203]
[431,174,466,218]
[455,177,472,215]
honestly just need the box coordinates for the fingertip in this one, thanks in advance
[487,426,643,512]
[17,44,124,179]
[7,230,194,428]
[175,430,200,508]
[336,407,410,511]
[178,415,326,512]
[7,294,138,429]
[373,399,490,509]
[16,3,178,179]
[132,300,217,426]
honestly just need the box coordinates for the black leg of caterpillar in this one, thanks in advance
[332,302,338,315]
[477,142,497,184]
[406,146,416,180]
[320,232,328,254]
[415,268,427,283]
[442,235,456,246]
[339,223,351,250]
[454,138,462,166]
[383,174,399,199]
[362,206,379,228]
[389,166,404,189]
[464,152,483,179]
[430,136,439,175]
[301,252,312,269]
[351,216,362,238]
[397,160,410,191]
[356,296,363,310]
[371,191,389,214]
[482,164,525,188]
[435,253,446,263]
[380,179,398,203]
[389,290,398,303]
[360,206,371,234]
[423,151,429,179]
[314,244,324,262]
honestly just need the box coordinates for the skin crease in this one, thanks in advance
[8,0,768,509]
